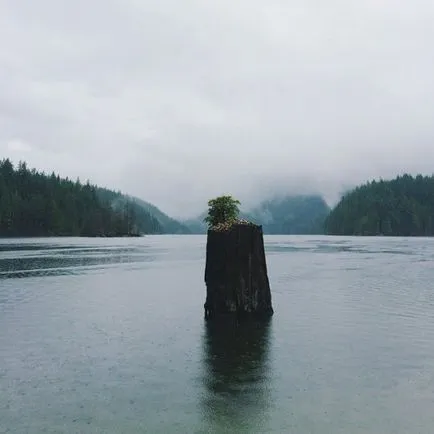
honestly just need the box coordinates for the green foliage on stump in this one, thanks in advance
[204,195,241,228]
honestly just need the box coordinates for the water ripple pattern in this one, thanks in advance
[1,235,434,433]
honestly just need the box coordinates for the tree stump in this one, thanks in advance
[204,222,274,319]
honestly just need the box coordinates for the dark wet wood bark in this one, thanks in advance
[204,223,274,320]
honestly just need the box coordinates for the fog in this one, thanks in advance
[2,0,434,218]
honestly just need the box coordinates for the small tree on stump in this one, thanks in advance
[204,195,241,228]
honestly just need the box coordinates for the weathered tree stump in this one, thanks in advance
[204,222,274,320]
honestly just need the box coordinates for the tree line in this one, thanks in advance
[0,159,161,237]
[4,158,432,238]
[325,174,434,236]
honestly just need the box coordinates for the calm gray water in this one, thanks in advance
[1,235,434,433]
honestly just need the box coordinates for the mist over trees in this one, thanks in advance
[248,195,330,235]
[3,158,433,238]
[183,195,330,235]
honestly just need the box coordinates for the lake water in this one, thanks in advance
[1,235,434,433]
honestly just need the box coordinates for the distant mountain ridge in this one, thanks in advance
[249,195,330,234]
[97,188,191,234]
[183,194,330,234]
[127,197,191,234]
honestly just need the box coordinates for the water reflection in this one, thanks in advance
[200,318,273,433]
[0,242,158,279]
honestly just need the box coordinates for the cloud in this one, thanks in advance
[7,139,32,153]
[1,0,434,217]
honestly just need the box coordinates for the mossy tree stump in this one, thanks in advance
[204,221,274,320]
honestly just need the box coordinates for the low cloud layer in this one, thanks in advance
[2,1,434,217]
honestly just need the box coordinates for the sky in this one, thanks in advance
[1,0,434,218]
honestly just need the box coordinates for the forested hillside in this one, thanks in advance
[325,174,434,236]
[0,159,161,237]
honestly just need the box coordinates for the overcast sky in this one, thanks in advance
[1,1,434,218]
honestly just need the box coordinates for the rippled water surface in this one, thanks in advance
[2,235,434,433]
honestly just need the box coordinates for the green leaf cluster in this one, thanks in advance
[204,195,241,227]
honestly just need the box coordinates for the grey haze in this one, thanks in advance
[1,0,434,218]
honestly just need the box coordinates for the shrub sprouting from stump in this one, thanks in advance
[204,195,241,228]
